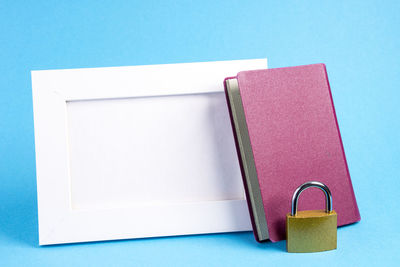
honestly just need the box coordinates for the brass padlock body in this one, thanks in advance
[286,209,337,253]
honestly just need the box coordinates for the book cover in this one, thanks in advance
[224,64,361,242]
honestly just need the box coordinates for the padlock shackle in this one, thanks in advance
[291,181,332,216]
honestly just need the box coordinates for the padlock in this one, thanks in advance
[286,181,337,253]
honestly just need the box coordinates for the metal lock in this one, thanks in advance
[286,181,337,253]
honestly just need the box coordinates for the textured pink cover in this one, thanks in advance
[236,64,360,242]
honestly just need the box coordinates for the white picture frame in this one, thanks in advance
[32,58,268,245]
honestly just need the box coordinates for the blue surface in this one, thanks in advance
[0,1,399,266]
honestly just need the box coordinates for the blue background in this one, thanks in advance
[1,1,399,266]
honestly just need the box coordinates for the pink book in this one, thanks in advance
[224,64,360,242]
